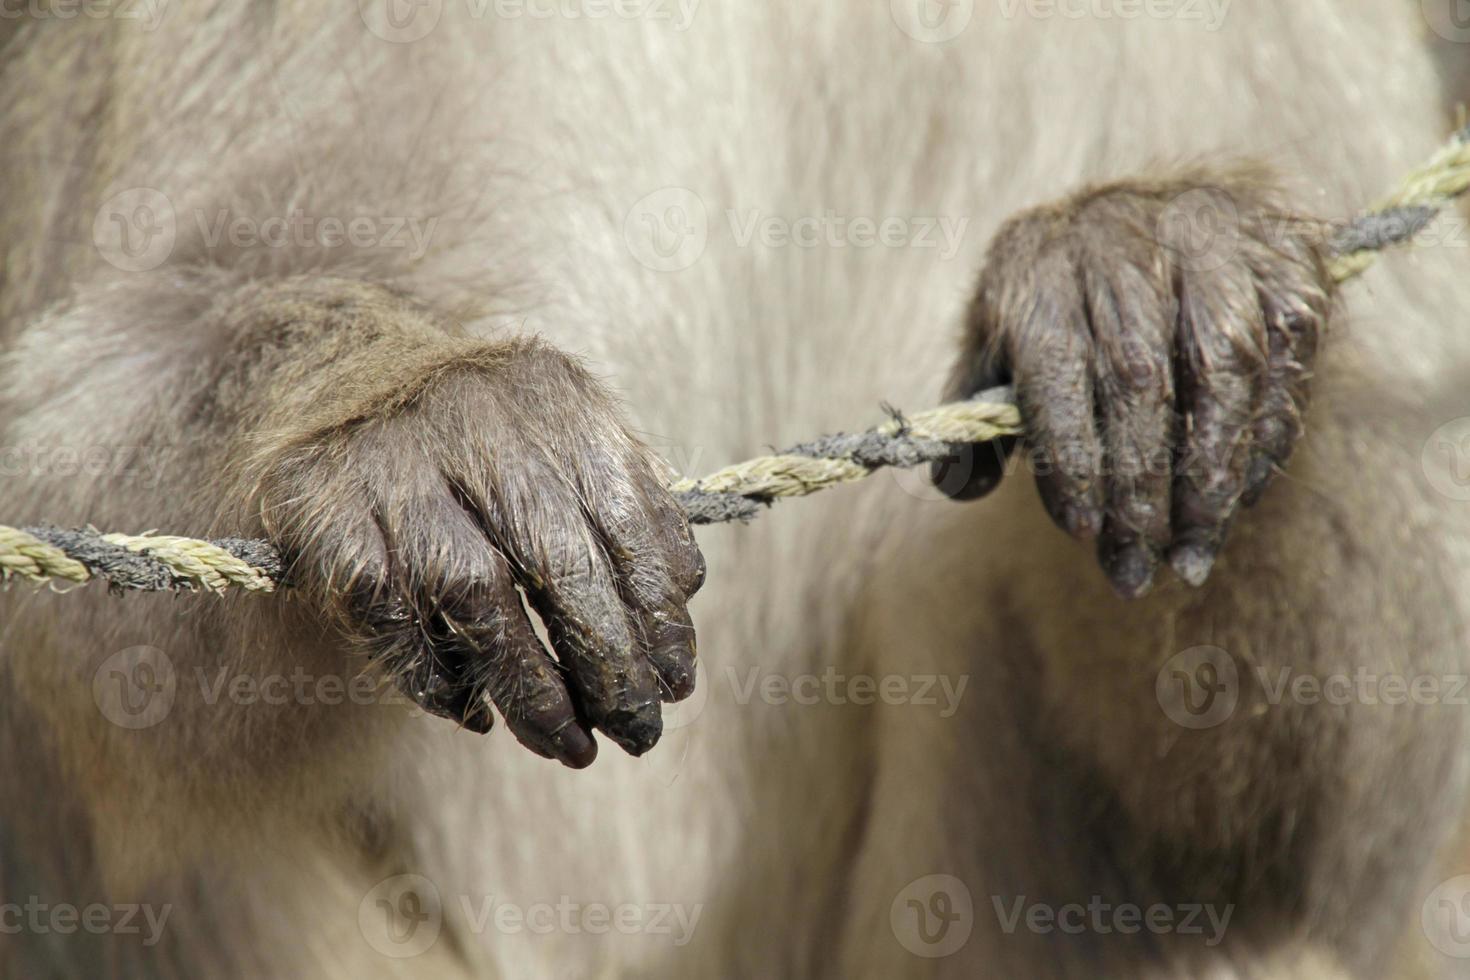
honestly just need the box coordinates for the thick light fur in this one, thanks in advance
[3,2,1470,977]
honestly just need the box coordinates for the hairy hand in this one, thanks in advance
[933,168,1333,597]
[255,335,704,768]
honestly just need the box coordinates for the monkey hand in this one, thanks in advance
[931,169,1333,598]
[251,321,704,768]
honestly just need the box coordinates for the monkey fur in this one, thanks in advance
[2,3,1470,977]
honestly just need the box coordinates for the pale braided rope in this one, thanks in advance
[96,534,277,593]
[1325,124,1470,280]
[0,527,89,586]
[0,525,278,594]
[4,126,1469,594]
[666,396,1023,522]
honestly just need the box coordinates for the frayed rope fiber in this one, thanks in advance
[5,125,1469,594]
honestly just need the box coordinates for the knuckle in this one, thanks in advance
[1050,440,1098,486]
[1115,494,1166,535]
[353,589,417,643]
[597,494,650,547]
[540,531,601,588]
[1104,330,1170,391]
[437,588,512,644]
[621,560,681,610]
[680,546,707,595]
[1183,466,1243,514]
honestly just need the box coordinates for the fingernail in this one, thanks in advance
[1241,455,1275,508]
[602,700,663,757]
[653,653,696,701]
[1064,503,1101,541]
[460,699,495,735]
[930,444,1006,501]
[1170,540,1218,588]
[516,719,598,769]
[648,622,697,702]
[1104,542,1157,599]
[547,722,598,770]
[931,454,991,500]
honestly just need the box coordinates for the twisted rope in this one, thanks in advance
[5,126,1469,593]
[669,394,1021,522]
[0,525,282,595]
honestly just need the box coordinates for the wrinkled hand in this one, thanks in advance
[260,339,704,767]
[933,169,1333,597]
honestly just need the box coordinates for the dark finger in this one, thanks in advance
[434,570,597,769]
[634,606,697,702]
[1167,264,1268,586]
[633,468,707,598]
[933,341,1018,500]
[338,523,498,735]
[554,416,707,600]
[1011,245,1105,540]
[931,435,1019,502]
[280,486,488,732]
[389,479,595,763]
[1242,259,1328,506]
[488,458,664,757]
[577,474,699,703]
[1085,260,1176,598]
